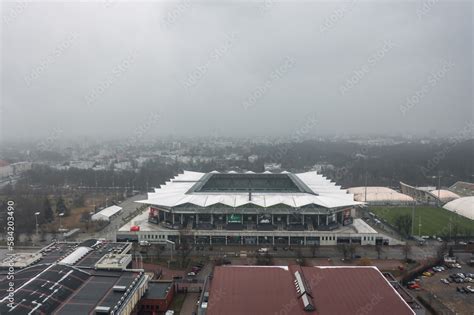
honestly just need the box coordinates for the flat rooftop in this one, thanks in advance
[143,281,173,299]
[206,265,415,315]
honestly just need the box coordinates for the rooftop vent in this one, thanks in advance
[293,270,316,312]
[95,306,111,314]
[301,293,315,311]
[113,285,126,292]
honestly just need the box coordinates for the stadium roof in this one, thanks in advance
[138,171,360,209]
[443,196,474,220]
[206,265,415,315]
[348,187,413,203]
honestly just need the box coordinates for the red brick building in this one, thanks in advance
[138,281,174,314]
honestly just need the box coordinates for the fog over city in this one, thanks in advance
[1,1,472,142]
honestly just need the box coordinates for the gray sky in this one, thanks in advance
[1,0,472,141]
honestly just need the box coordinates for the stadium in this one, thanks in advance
[117,171,403,246]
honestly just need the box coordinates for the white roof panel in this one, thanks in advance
[138,170,360,209]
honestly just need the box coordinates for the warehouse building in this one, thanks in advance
[199,265,416,315]
[0,240,149,315]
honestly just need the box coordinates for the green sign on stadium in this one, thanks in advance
[228,214,242,223]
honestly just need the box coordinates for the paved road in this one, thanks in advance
[154,241,442,262]
[78,193,146,241]
[180,292,199,315]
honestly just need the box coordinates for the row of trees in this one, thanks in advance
[41,196,70,222]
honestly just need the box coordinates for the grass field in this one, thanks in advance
[370,206,474,237]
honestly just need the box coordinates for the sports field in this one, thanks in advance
[370,206,474,237]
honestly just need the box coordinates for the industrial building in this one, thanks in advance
[198,265,417,315]
[0,240,149,315]
[117,171,403,246]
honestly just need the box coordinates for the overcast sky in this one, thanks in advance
[1,0,472,141]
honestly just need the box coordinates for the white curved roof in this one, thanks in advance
[138,170,360,209]
[429,190,460,201]
[443,197,474,220]
[347,187,413,202]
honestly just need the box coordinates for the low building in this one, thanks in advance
[92,205,123,222]
[199,265,415,315]
[138,281,175,314]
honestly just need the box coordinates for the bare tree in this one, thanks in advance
[177,229,193,268]
[435,241,448,260]
[311,243,319,258]
[402,242,412,261]
[349,243,357,260]
[375,244,383,260]
[338,244,349,260]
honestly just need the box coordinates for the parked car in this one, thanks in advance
[408,283,420,290]
[441,279,449,284]
[422,272,432,277]
[187,272,196,277]
[466,286,474,293]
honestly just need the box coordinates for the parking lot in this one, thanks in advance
[408,256,474,315]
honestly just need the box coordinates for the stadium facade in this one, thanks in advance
[118,171,403,246]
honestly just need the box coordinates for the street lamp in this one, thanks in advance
[165,240,175,268]
[58,212,64,230]
[34,212,40,235]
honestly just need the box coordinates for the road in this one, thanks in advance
[78,193,146,241]
[152,241,442,262]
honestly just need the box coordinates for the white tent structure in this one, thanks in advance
[347,187,413,205]
[91,205,122,222]
[443,197,474,220]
